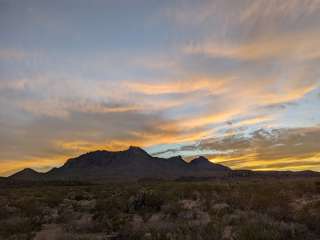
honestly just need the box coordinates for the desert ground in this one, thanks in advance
[1,178,320,240]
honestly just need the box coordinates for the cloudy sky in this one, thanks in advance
[1,0,320,176]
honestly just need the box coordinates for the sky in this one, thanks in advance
[0,0,320,176]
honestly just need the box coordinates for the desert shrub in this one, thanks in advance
[252,192,291,220]
[0,206,11,220]
[93,194,131,233]
[294,200,320,234]
[174,183,200,200]
[0,217,37,238]
[234,217,309,240]
[42,190,65,208]
[95,198,124,216]
[127,189,165,213]
[92,212,130,233]
[201,191,214,211]
[143,190,165,211]
[199,222,222,240]
[209,203,231,218]
[235,222,282,240]
[162,202,183,218]
[13,197,43,218]
[223,182,292,221]
[315,181,320,193]
[2,179,320,239]
[144,223,221,240]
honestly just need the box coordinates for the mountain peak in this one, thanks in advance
[168,155,186,163]
[170,155,184,161]
[191,156,209,163]
[19,168,38,174]
[190,156,231,171]
[127,146,149,156]
[9,168,41,180]
[128,146,145,151]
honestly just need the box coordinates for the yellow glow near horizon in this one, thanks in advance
[1,0,319,176]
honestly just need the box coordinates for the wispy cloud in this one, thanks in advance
[183,31,320,61]
[0,0,319,175]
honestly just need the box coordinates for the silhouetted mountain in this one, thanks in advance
[10,146,231,181]
[9,168,43,181]
[9,146,320,182]
[190,156,230,171]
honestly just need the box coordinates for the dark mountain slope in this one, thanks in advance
[10,168,43,181]
[9,146,319,181]
[9,146,231,181]
[190,156,231,171]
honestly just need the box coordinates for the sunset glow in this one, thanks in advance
[1,0,320,176]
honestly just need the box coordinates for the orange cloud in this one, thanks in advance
[177,109,245,129]
[184,31,320,61]
[18,99,141,119]
[232,115,274,128]
[187,127,320,171]
[126,77,227,95]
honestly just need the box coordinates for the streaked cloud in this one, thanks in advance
[156,126,320,171]
[183,31,320,61]
[0,0,319,175]
[126,77,227,96]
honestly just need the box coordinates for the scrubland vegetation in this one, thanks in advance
[1,178,320,240]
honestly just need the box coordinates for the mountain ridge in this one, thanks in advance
[9,146,231,181]
[8,146,320,181]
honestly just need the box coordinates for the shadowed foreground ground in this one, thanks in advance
[1,178,320,240]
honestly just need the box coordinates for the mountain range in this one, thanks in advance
[8,146,320,182]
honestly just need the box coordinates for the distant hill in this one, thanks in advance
[190,156,230,171]
[9,168,43,180]
[9,146,232,181]
[8,146,320,182]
